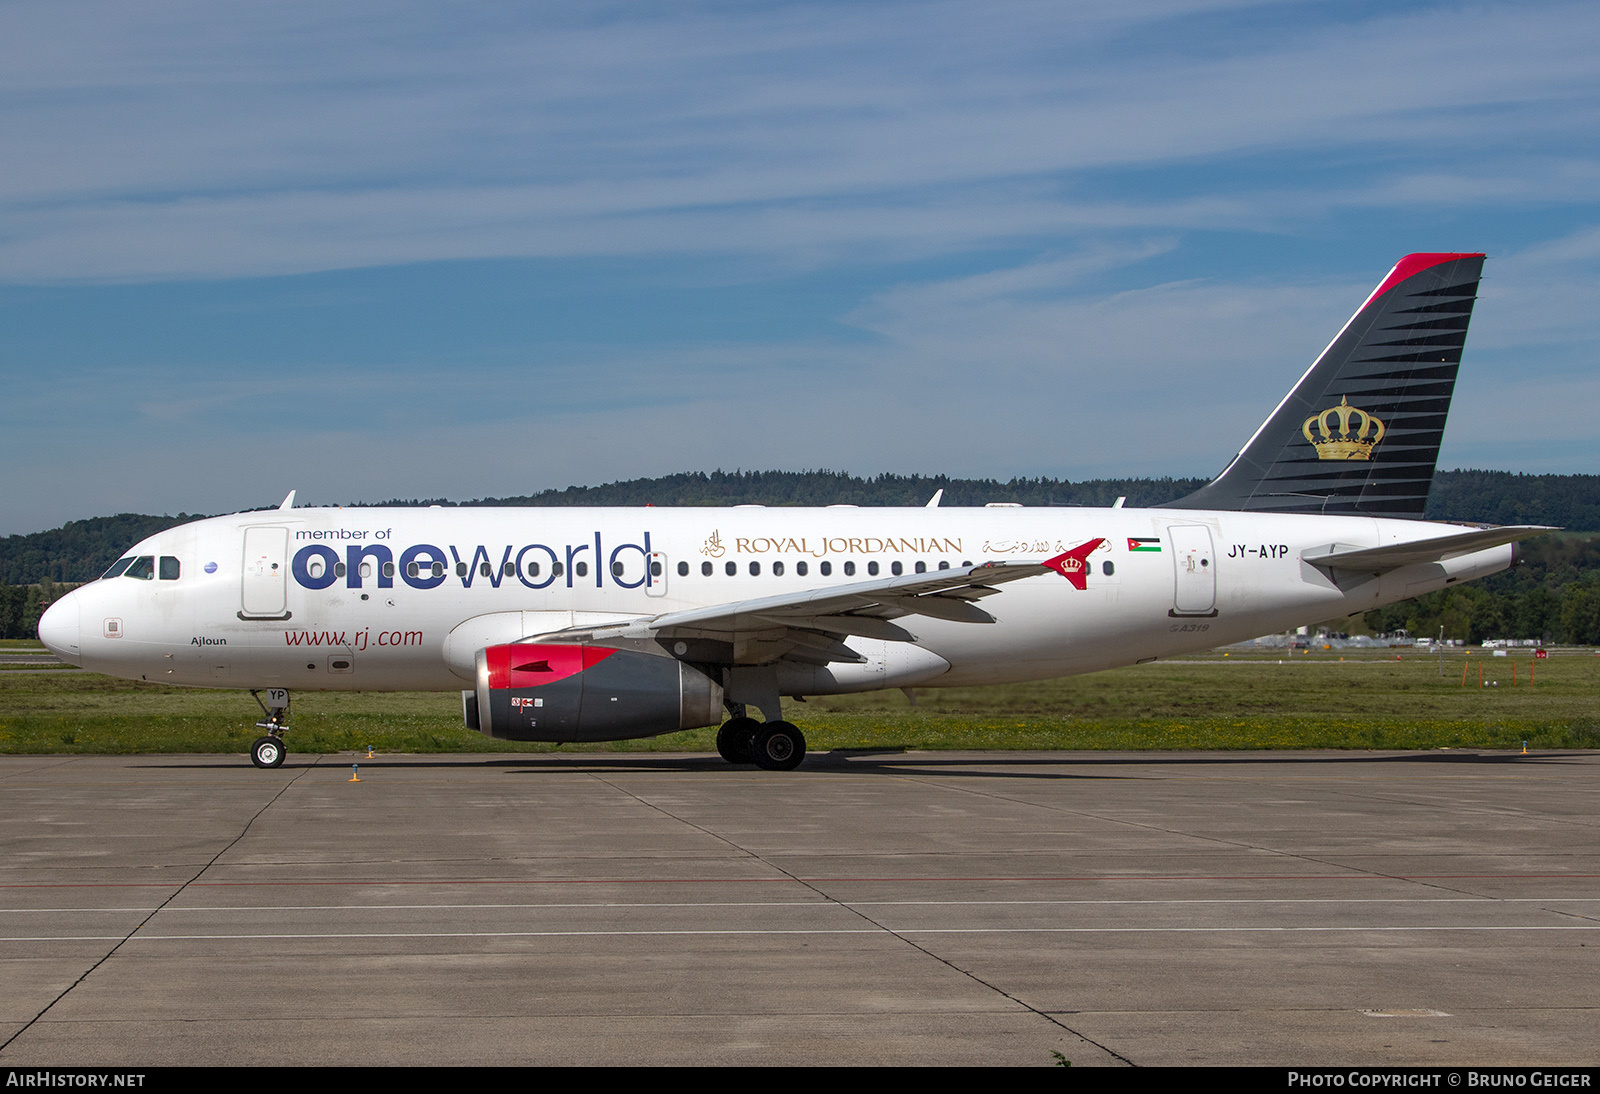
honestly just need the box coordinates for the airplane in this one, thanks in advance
[36,252,1549,771]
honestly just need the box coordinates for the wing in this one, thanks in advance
[1302,525,1554,574]
[517,555,1084,666]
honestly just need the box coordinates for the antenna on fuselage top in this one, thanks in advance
[278,490,296,511]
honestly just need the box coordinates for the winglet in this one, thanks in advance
[926,489,943,508]
[1043,538,1104,590]
[278,490,296,511]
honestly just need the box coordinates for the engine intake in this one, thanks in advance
[470,642,723,742]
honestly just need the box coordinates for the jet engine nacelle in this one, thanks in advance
[469,642,724,742]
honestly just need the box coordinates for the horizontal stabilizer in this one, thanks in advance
[1301,526,1554,574]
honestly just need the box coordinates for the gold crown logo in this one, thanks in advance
[1303,396,1385,460]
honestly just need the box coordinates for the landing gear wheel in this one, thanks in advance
[751,721,806,771]
[251,736,286,769]
[716,717,759,764]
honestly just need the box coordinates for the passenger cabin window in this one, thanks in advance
[820,561,831,576]
[456,562,469,577]
[575,561,588,578]
[333,561,346,578]
[773,561,784,576]
[843,561,856,576]
[102,557,134,580]
[796,561,808,576]
[914,561,926,573]
[701,561,712,576]
[749,561,760,576]
[890,561,902,576]
[480,562,492,577]
[552,562,564,578]
[159,557,180,580]
[612,562,625,577]
[382,562,395,578]
[867,561,879,576]
[677,561,689,577]
[527,561,541,577]
[725,561,736,577]
[125,556,155,580]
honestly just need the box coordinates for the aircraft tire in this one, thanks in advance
[251,736,287,769]
[751,721,806,771]
[716,717,759,764]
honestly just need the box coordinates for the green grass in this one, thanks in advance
[0,648,1595,755]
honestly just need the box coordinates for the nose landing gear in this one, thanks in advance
[249,688,290,769]
[250,734,286,768]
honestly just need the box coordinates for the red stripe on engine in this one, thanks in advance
[489,643,618,687]
[485,644,513,689]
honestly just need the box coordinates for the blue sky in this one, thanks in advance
[4,0,1599,534]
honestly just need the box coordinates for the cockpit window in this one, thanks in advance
[124,556,155,580]
[101,557,134,580]
[159,557,180,581]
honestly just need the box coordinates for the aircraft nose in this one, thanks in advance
[37,592,82,666]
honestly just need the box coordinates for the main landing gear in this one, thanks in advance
[716,715,807,771]
[249,688,290,769]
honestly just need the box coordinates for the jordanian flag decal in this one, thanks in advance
[1128,538,1161,552]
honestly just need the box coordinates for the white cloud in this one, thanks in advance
[4,2,1600,532]
[3,1,1600,280]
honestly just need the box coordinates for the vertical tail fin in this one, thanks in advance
[1160,253,1485,518]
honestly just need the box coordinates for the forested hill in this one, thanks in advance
[0,513,209,586]
[1424,470,1600,530]
[453,471,1210,510]
[4,468,1598,584]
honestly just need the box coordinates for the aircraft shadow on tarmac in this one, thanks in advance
[138,747,1588,781]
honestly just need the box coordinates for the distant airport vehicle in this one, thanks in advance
[38,254,1547,770]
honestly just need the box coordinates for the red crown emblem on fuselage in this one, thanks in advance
[1044,539,1104,590]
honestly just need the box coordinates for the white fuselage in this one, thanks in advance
[40,505,1509,696]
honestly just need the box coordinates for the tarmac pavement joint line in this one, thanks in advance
[883,755,1594,911]
[0,753,327,1054]
[583,769,1138,1067]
